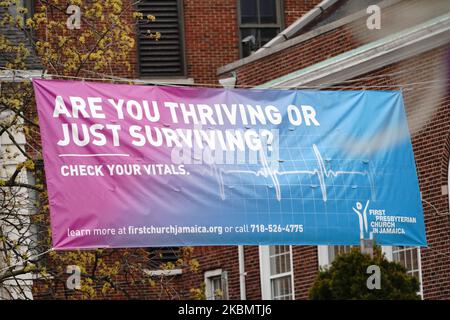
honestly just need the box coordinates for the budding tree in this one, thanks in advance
[0,0,198,300]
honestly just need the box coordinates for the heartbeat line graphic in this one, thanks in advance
[203,144,376,202]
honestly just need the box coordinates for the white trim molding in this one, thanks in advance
[204,268,222,300]
[143,269,182,277]
[259,246,271,299]
[0,69,44,82]
[204,268,229,300]
[257,13,450,89]
[218,0,402,76]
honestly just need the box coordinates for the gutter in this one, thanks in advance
[255,0,339,54]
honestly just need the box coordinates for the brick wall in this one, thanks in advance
[182,0,321,85]
[293,246,318,299]
[283,0,321,26]
[222,5,450,298]
[29,0,322,300]
[182,0,239,85]
[177,246,242,299]
[337,47,450,300]
[31,1,138,79]
[231,0,439,86]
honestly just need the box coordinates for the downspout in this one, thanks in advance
[238,245,246,300]
[256,0,339,53]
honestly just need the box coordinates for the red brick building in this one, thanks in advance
[210,0,450,300]
[25,0,326,300]
[2,0,449,300]
[133,0,322,84]
[166,0,450,300]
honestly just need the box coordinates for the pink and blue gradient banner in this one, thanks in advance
[32,79,426,250]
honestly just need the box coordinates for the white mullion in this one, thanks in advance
[289,245,295,300]
[269,271,293,280]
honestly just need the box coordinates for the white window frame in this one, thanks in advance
[383,246,423,298]
[317,245,423,298]
[259,245,295,300]
[204,269,228,300]
[237,0,284,57]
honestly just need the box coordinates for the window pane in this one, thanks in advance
[335,245,352,255]
[241,28,258,39]
[260,28,280,46]
[268,246,293,299]
[393,252,399,261]
[240,28,257,57]
[411,248,418,269]
[393,247,420,277]
[212,277,222,300]
[147,247,180,270]
[405,249,412,270]
[260,0,277,23]
[271,276,292,300]
[399,250,405,267]
[241,0,258,24]
[269,245,291,275]
[270,245,289,256]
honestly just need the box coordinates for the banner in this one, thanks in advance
[33,79,426,249]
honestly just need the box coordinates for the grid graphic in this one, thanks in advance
[193,132,379,245]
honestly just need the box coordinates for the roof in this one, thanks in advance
[218,0,450,76]
[257,12,450,89]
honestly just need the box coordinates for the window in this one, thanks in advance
[204,269,229,300]
[136,0,186,77]
[385,246,423,297]
[7,0,33,20]
[238,0,283,57]
[259,245,294,300]
[144,247,183,276]
[392,246,422,282]
[318,245,353,267]
[147,247,180,269]
[328,245,353,263]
